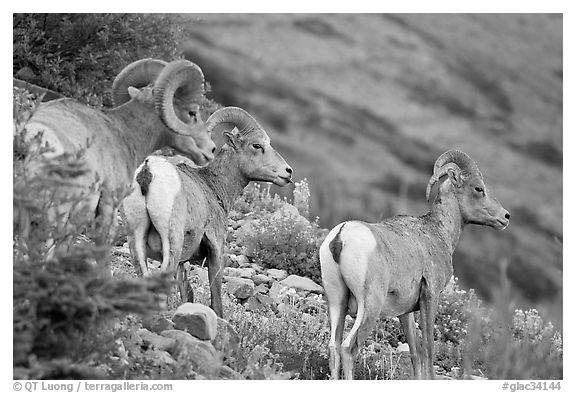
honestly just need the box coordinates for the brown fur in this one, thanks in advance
[328,223,346,264]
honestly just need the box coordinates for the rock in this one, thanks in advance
[251,273,272,286]
[235,254,250,267]
[266,268,288,281]
[218,365,244,379]
[137,328,176,352]
[146,349,176,366]
[254,283,269,294]
[249,263,264,273]
[142,314,175,334]
[161,329,220,374]
[224,266,256,279]
[224,276,255,299]
[212,317,240,355]
[280,274,324,294]
[245,293,275,313]
[397,342,410,352]
[223,254,238,268]
[268,281,286,303]
[172,303,218,341]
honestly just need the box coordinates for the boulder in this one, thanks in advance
[224,266,256,279]
[224,276,255,299]
[172,303,218,341]
[145,348,176,366]
[251,273,272,286]
[397,342,410,352]
[235,254,250,267]
[245,293,275,313]
[266,268,288,281]
[137,328,176,352]
[280,274,324,294]
[160,329,220,374]
[142,314,175,334]
[254,283,269,294]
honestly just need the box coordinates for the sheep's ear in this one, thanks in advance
[223,127,241,150]
[127,86,141,100]
[447,168,463,188]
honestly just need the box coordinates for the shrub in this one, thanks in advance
[233,182,286,217]
[435,276,480,344]
[236,180,326,283]
[13,13,187,107]
[248,213,324,282]
[13,93,174,379]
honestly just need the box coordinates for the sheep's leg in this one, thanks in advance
[176,263,193,303]
[419,279,438,379]
[326,284,348,379]
[131,219,151,276]
[399,312,422,379]
[205,238,224,318]
[341,295,379,380]
[121,190,150,276]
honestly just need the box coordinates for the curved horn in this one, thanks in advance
[205,107,263,135]
[111,58,167,107]
[425,149,480,202]
[154,60,205,136]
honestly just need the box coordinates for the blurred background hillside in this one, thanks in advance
[13,13,563,326]
[179,14,563,325]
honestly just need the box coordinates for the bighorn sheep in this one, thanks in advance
[18,58,217,247]
[319,149,510,379]
[122,107,293,317]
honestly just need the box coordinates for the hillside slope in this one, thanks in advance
[180,14,562,321]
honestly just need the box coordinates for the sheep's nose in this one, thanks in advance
[286,167,293,175]
[211,146,216,154]
[505,212,511,220]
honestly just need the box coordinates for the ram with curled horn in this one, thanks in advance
[319,149,510,379]
[16,58,217,262]
[122,106,294,317]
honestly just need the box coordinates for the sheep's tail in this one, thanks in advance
[136,158,153,196]
[328,223,346,264]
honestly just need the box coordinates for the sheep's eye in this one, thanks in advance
[252,143,263,150]
[189,111,197,120]
[475,186,484,193]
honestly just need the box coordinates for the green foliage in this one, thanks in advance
[462,306,563,380]
[235,180,327,283]
[435,277,479,344]
[13,13,186,107]
[13,97,173,379]
[249,214,324,283]
[233,182,286,217]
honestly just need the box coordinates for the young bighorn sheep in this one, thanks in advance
[319,150,510,380]
[122,107,293,317]
[19,58,217,248]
